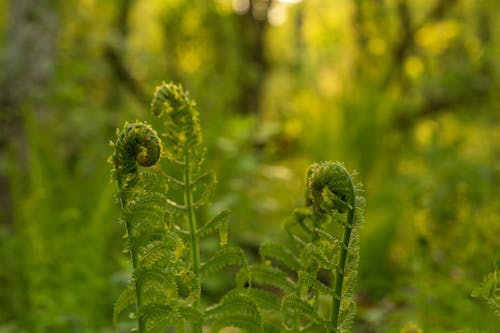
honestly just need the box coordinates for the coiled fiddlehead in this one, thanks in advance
[307,162,355,216]
[111,122,162,189]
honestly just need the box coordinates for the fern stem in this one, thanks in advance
[329,177,356,332]
[119,195,146,333]
[184,153,202,333]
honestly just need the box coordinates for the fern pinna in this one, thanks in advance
[110,82,365,333]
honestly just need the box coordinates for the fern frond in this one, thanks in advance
[338,301,357,333]
[141,302,202,333]
[200,245,247,276]
[471,269,500,317]
[205,291,263,333]
[298,271,332,296]
[112,84,366,333]
[133,267,177,297]
[243,264,296,293]
[305,162,364,332]
[197,209,231,238]
[314,228,338,244]
[139,240,172,268]
[245,288,282,313]
[260,242,302,271]
[150,82,203,168]
[300,243,337,270]
[111,122,162,188]
[113,286,135,326]
[307,162,354,215]
[281,294,328,327]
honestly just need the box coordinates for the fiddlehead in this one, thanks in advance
[111,122,162,189]
[307,162,355,216]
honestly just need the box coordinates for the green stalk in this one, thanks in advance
[183,154,202,333]
[329,179,356,332]
[119,190,145,333]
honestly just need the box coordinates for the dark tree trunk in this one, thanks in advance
[234,0,271,115]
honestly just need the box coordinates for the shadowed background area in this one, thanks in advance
[0,0,498,332]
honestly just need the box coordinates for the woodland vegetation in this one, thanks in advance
[0,0,498,332]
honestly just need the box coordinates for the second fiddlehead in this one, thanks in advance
[244,161,364,332]
[307,162,363,332]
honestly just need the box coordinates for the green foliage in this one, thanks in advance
[247,161,364,333]
[111,83,251,332]
[2,1,498,332]
[111,83,365,332]
[471,269,500,318]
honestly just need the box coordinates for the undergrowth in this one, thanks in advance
[109,82,365,332]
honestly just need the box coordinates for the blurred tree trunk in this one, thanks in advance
[0,0,60,227]
[104,0,148,107]
[234,0,271,115]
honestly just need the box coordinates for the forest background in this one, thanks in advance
[0,0,498,332]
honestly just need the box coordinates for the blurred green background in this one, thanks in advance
[0,0,498,332]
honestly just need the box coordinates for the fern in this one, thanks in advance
[254,162,365,333]
[111,83,251,332]
[111,82,365,332]
[471,269,500,317]
[200,245,248,276]
[205,290,263,331]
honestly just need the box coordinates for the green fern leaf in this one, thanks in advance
[244,264,296,293]
[200,245,247,276]
[260,242,301,271]
[245,288,282,313]
[338,301,357,333]
[205,291,262,332]
[139,240,171,268]
[141,302,203,333]
[281,294,328,327]
[197,209,231,238]
[113,286,135,327]
[301,243,337,270]
[150,82,203,166]
[298,271,332,296]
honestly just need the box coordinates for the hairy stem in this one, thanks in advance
[330,177,356,332]
[184,153,201,332]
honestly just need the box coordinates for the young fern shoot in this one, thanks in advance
[111,83,247,333]
[110,82,365,333]
[246,162,364,332]
[111,121,202,332]
[307,162,364,332]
